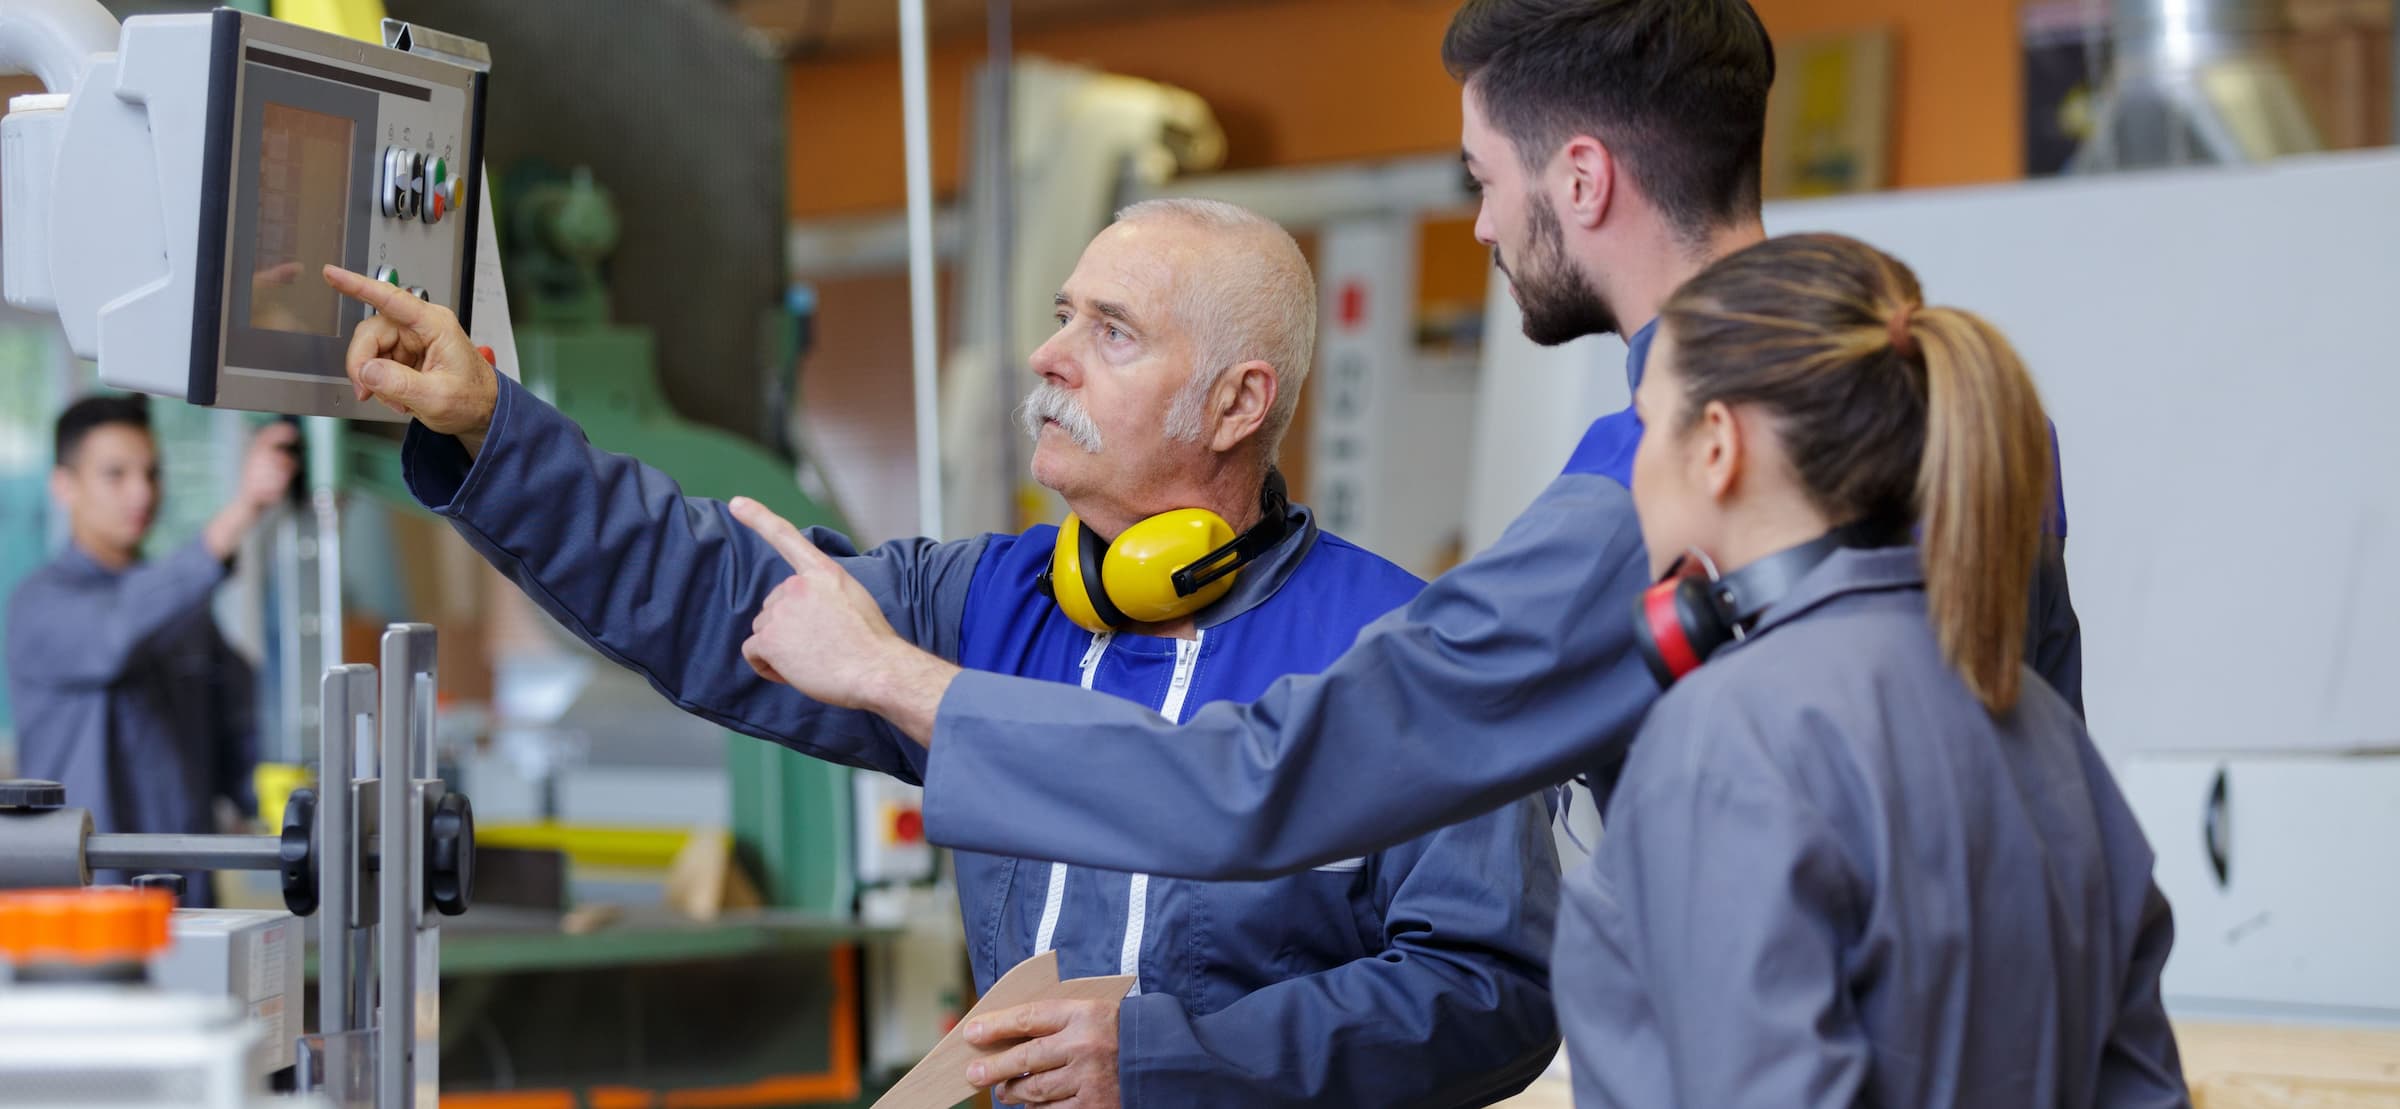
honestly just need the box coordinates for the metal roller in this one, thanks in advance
[84,834,284,874]
[0,781,90,889]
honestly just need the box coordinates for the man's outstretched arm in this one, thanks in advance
[737,472,1661,880]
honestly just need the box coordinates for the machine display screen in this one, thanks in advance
[247,102,353,337]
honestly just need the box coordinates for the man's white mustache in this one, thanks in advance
[1018,383,1104,452]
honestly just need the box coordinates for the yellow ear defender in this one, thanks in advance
[1038,471,1292,632]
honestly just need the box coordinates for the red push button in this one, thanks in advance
[891,808,924,845]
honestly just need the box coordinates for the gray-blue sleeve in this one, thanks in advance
[210,624,259,815]
[2028,535,2083,716]
[922,472,1658,879]
[4,539,227,688]
[1601,754,1872,1108]
[2028,421,2082,714]
[1118,794,1562,1107]
[402,374,984,783]
[2098,880,2187,1107]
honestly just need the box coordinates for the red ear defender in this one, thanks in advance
[1633,553,1736,688]
[1629,526,1885,690]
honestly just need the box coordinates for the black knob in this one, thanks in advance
[424,791,473,917]
[2203,767,2232,890]
[280,789,319,918]
[0,779,65,811]
[133,873,186,898]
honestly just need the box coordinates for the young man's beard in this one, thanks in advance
[1506,192,1618,346]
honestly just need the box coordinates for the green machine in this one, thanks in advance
[344,164,856,918]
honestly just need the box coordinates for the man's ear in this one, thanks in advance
[1207,360,1277,454]
[1557,134,1616,231]
[49,465,74,510]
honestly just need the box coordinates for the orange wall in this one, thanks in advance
[1757,0,2022,189]
[787,0,1462,218]
[782,0,2027,532]
[785,0,2024,219]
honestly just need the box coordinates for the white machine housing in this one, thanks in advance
[2,6,484,418]
[0,984,292,1109]
[152,909,306,1078]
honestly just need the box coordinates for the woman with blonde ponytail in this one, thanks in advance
[1561,233,2186,1107]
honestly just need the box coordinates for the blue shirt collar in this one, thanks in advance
[1624,317,1659,395]
[55,538,129,580]
[1195,501,1317,630]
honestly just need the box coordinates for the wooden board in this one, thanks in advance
[871,951,1135,1109]
[2180,1020,2400,1105]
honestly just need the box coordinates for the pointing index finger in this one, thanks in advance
[730,496,830,572]
[322,264,436,335]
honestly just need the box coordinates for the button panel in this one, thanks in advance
[380,145,457,226]
[357,82,470,353]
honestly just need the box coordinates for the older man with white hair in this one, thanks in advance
[323,199,1562,1108]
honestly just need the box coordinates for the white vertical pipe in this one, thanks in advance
[307,415,342,686]
[899,0,944,538]
[987,0,1017,527]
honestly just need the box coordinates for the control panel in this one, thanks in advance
[1,7,486,420]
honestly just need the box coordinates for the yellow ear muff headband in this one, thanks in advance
[1038,471,1292,632]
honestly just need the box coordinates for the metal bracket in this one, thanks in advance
[380,19,489,72]
[318,663,377,1066]
[378,624,439,1109]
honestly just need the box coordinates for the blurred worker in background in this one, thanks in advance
[324,197,1562,1108]
[6,398,296,906]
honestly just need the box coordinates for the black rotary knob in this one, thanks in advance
[424,791,473,917]
[280,788,319,917]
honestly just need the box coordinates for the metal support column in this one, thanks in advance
[899,0,943,538]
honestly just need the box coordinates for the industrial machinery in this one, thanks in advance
[0,1,879,1099]
[0,624,474,1108]
[0,0,503,798]
[0,0,486,418]
[0,886,305,1109]
[351,162,869,916]
[0,5,489,1105]
[2073,0,2322,170]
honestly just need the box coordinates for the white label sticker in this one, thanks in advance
[253,921,290,1002]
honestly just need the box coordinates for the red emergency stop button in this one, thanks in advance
[892,808,924,845]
